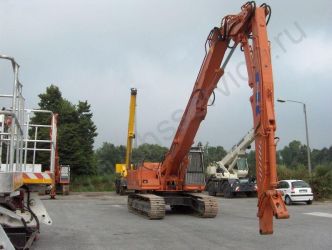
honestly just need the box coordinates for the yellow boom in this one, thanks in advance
[115,88,137,177]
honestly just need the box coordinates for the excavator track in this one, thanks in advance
[128,194,165,219]
[189,193,219,218]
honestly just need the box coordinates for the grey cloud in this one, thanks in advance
[0,0,331,151]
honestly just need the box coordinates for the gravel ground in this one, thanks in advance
[33,192,332,250]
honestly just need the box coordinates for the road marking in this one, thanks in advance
[110,204,122,208]
[303,212,332,218]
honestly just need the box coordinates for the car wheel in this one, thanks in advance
[285,195,292,205]
[306,200,312,205]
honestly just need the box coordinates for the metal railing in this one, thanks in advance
[23,109,57,173]
[0,55,57,192]
[0,55,25,173]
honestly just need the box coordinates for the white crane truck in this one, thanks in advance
[206,129,257,198]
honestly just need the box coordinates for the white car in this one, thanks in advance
[276,180,313,205]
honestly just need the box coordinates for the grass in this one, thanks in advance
[70,174,117,192]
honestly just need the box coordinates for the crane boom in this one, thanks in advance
[219,128,254,171]
[115,88,137,195]
[125,88,137,171]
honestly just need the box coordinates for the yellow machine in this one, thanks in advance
[115,88,137,194]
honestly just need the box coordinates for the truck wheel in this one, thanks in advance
[63,185,70,195]
[245,192,254,197]
[206,181,216,196]
[285,195,292,205]
[224,184,234,198]
[119,186,126,196]
[208,189,216,196]
[115,181,120,194]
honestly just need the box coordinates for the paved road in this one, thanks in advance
[34,192,332,250]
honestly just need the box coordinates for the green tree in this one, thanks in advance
[38,84,63,112]
[279,140,308,168]
[310,164,332,199]
[312,146,332,167]
[75,101,98,175]
[132,144,168,163]
[245,149,284,177]
[203,143,227,167]
[95,143,126,174]
[94,143,167,174]
[29,85,67,168]
[31,85,97,176]
[247,150,256,176]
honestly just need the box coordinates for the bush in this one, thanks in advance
[277,164,309,180]
[277,164,332,200]
[70,174,117,192]
[309,165,332,200]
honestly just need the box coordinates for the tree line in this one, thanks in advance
[96,140,332,176]
[247,140,332,175]
[30,85,97,176]
[31,84,332,199]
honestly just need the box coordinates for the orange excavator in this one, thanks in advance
[127,1,289,234]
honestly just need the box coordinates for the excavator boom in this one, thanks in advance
[160,2,256,187]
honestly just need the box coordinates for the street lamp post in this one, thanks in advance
[277,99,312,175]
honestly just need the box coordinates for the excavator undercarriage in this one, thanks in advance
[127,146,218,219]
[128,192,218,219]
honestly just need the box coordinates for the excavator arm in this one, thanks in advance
[160,2,288,234]
[242,5,289,234]
[160,3,255,181]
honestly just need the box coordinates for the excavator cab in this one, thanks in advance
[235,157,249,178]
[185,146,205,186]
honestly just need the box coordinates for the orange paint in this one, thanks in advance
[127,2,288,234]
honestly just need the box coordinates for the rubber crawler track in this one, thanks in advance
[128,194,165,219]
[189,193,219,218]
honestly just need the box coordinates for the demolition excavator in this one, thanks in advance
[127,2,289,234]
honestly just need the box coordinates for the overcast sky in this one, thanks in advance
[0,0,331,151]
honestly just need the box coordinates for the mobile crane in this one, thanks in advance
[206,128,257,197]
[115,88,137,195]
[127,2,289,234]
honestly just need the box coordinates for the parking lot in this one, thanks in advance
[34,192,332,250]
